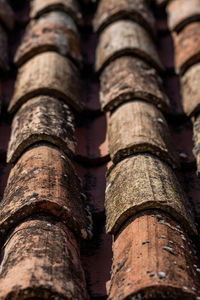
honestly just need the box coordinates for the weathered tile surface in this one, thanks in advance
[30,0,83,26]
[167,0,200,32]
[192,114,200,176]
[93,0,155,37]
[174,22,200,75]
[0,0,14,30]
[1,144,91,239]
[7,96,76,164]
[108,211,199,300]
[0,215,89,300]
[105,154,196,235]
[181,63,200,117]
[100,56,170,113]
[14,11,82,67]
[9,51,83,113]
[95,20,163,73]
[108,101,179,167]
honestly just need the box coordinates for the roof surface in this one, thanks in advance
[0,0,200,299]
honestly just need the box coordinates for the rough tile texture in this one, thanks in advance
[95,20,163,73]
[100,56,170,113]
[108,211,199,300]
[192,114,200,176]
[9,51,83,113]
[1,144,92,240]
[105,154,196,235]
[7,96,76,164]
[30,0,83,26]
[167,0,200,32]
[108,101,179,167]
[174,22,200,75]
[0,215,89,300]
[181,63,200,117]
[14,11,82,67]
[0,0,14,30]
[93,0,155,37]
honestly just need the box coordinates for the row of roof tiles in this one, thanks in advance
[163,0,200,176]
[94,0,200,298]
[0,0,92,299]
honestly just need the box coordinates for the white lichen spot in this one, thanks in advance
[158,272,166,279]
[157,118,164,124]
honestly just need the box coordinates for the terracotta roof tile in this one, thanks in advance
[9,51,83,113]
[108,211,199,300]
[105,154,196,235]
[181,63,200,117]
[0,0,14,31]
[174,22,200,75]
[100,56,171,113]
[93,0,155,38]
[108,101,179,167]
[95,20,163,73]
[0,24,9,72]
[1,144,92,240]
[0,215,89,299]
[167,0,200,32]
[30,0,83,26]
[14,11,82,67]
[7,96,76,164]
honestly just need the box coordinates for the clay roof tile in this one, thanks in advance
[105,154,196,235]
[95,20,163,74]
[93,0,156,38]
[100,56,171,113]
[108,101,179,167]
[7,96,76,164]
[108,211,199,300]
[0,215,89,299]
[167,0,200,32]
[30,0,83,26]
[14,11,82,67]
[9,51,83,114]
[1,144,92,240]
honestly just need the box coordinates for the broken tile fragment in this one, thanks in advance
[167,0,200,32]
[108,211,199,300]
[9,51,83,113]
[93,0,155,37]
[14,11,82,67]
[95,20,163,73]
[0,215,89,299]
[30,0,83,26]
[108,101,179,167]
[181,63,200,117]
[100,56,170,113]
[1,144,91,239]
[105,154,196,235]
[174,22,200,75]
[7,96,76,164]
[0,0,14,30]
